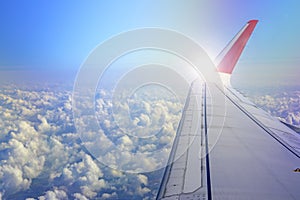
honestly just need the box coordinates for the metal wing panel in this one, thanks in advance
[157,82,300,200]
[157,19,300,199]
[208,85,300,199]
[157,79,209,200]
[226,87,300,157]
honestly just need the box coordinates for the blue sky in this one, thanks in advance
[0,0,300,87]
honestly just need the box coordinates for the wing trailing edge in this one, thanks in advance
[216,20,258,75]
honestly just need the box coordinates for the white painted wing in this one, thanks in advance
[156,81,300,200]
[156,20,300,200]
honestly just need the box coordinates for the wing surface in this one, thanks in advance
[156,20,300,200]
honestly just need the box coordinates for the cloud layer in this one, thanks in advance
[0,83,183,199]
[242,89,300,127]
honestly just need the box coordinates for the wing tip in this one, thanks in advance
[216,19,259,75]
[248,19,259,24]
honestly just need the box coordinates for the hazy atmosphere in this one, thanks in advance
[1,1,300,199]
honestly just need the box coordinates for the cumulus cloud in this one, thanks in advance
[74,84,184,174]
[0,83,183,199]
[38,188,68,200]
[250,90,300,126]
[0,86,77,198]
[137,174,148,185]
[0,120,48,195]
[60,153,107,199]
[73,192,89,200]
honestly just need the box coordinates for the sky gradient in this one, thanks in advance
[1,1,300,199]
[1,0,300,87]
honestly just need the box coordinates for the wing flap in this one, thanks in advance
[156,79,207,199]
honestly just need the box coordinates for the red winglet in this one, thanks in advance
[217,20,258,74]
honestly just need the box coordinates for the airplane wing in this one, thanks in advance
[156,20,300,200]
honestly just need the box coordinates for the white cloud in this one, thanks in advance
[60,153,107,199]
[251,90,300,126]
[101,192,117,199]
[73,192,89,200]
[0,120,48,196]
[38,188,68,200]
[0,84,183,199]
[0,164,31,194]
[137,174,148,186]
[138,113,151,127]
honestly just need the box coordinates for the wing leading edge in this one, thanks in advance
[157,20,300,200]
